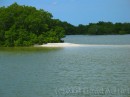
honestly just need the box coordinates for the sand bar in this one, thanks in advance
[34,43,130,48]
[34,43,84,47]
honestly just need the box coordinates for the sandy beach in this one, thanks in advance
[34,43,130,48]
[34,43,83,47]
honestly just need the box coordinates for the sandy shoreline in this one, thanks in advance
[34,43,83,47]
[34,43,130,48]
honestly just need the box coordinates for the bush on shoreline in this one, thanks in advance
[0,3,65,47]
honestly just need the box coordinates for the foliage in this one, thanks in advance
[74,21,130,35]
[0,3,65,47]
[52,20,130,35]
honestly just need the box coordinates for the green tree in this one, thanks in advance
[0,3,65,47]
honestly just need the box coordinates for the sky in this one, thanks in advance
[0,0,130,25]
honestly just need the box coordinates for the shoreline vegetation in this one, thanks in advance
[0,3,130,47]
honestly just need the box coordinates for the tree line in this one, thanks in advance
[0,3,65,47]
[59,21,130,35]
[73,22,130,35]
[0,3,130,47]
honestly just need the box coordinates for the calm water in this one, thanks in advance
[0,35,130,97]
[64,35,130,45]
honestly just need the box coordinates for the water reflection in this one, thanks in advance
[0,47,63,53]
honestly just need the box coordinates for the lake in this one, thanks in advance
[0,35,130,97]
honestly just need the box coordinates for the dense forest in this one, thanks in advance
[0,3,130,47]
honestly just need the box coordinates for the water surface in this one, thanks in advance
[64,35,130,45]
[0,35,130,97]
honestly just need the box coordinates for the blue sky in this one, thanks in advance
[0,0,130,25]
